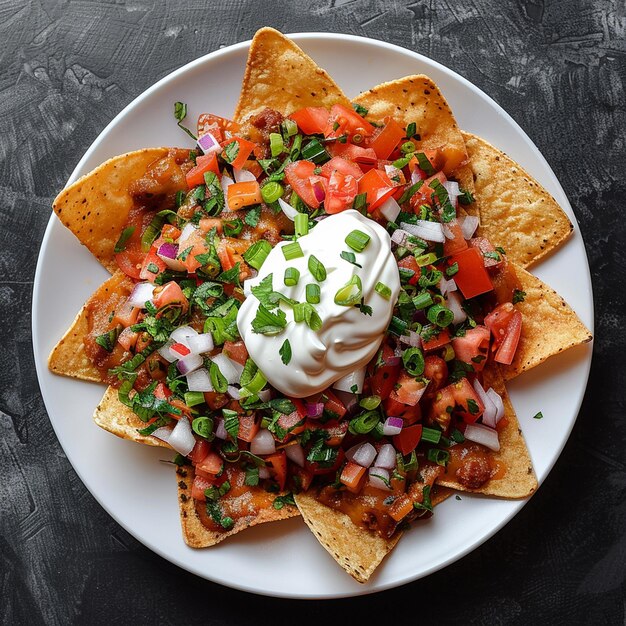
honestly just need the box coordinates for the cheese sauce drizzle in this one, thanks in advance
[237,210,400,398]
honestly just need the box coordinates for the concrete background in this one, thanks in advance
[1,1,625,623]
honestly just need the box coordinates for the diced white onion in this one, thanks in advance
[170,325,198,347]
[278,197,298,221]
[382,416,404,436]
[464,423,500,452]
[399,330,421,348]
[250,429,276,456]
[257,389,271,403]
[258,467,271,479]
[443,181,460,198]
[346,442,377,468]
[446,291,467,325]
[227,385,240,399]
[128,282,155,308]
[168,418,196,456]
[186,333,214,355]
[186,368,213,392]
[384,164,402,180]
[158,340,177,363]
[215,418,227,440]
[391,228,409,246]
[233,167,257,183]
[178,222,197,247]
[375,444,397,470]
[400,220,445,243]
[439,276,458,297]
[285,443,305,467]
[473,379,497,428]
[460,215,479,240]
[210,353,241,385]
[151,426,173,443]
[379,196,402,223]
[368,467,391,491]
[177,353,203,375]
[333,367,366,394]
[410,168,424,185]
[221,174,235,210]
[487,388,505,423]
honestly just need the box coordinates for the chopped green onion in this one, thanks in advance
[293,302,323,331]
[282,241,304,261]
[223,218,244,237]
[405,122,417,139]
[306,283,320,304]
[402,347,425,376]
[114,226,135,253]
[308,254,326,281]
[446,262,459,277]
[284,267,300,286]
[282,118,298,137]
[294,213,309,238]
[261,181,284,204]
[359,395,381,410]
[426,303,454,327]
[184,391,205,407]
[269,132,284,157]
[415,152,435,176]
[352,192,368,213]
[415,252,438,266]
[243,240,272,270]
[348,410,380,435]
[412,291,433,310]
[353,103,368,116]
[340,251,361,267]
[392,154,413,169]
[427,448,450,466]
[301,138,330,164]
[442,344,455,362]
[334,275,362,306]
[141,214,166,252]
[400,141,416,154]
[388,316,408,336]
[375,282,392,299]
[192,416,214,439]
[345,229,371,252]
[421,427,442,444]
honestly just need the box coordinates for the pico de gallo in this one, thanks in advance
[84,100,526,537]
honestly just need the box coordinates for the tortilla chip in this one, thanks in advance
[503,264,592,380]
[437,367,538,498]
[352,75,477,218]
[48,270,134,382]
[233,27,350,127]
[177,465,299,547]
[53,148,170,273]
[93,386,169,448]
[463,132,573,268]
[294,491,400,583]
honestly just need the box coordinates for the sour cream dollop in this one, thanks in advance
[237,210,400,398]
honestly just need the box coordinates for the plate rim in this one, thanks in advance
[32,31,594,599]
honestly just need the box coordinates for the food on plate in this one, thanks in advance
[48,27,591,582]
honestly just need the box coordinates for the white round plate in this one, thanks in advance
[33,33,593,598]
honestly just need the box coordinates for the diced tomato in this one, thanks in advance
[451,326,491,372]
[266,451,288,491]
[325,169,358,214]
[153,382,172,400]
[139,246,166,283]
[288,398,307,420]
[451,378,485,423]
[484,302,515,343]
[203,391,230,410]
[306,448,345,476]
[168,397,192,418]
[198,218,223,234]
[223,340,248,365]
[340,462,367,493]
[243,159,263,179]
[320,156,363,179]
[227,181,262,210]
[393,424,423,455]
[115,246,145,280]
[178,229,207,273]
[383,397,422,424]
[189,440,210,464]
[358,168,397,210]
[117,327,138,350]
[152,281,189,316]
[161,224,181,241]
[216,241,235,272]
[422,328,451,352]
[423,356,448,396]
[285,160,321,208]
[191,474,213,501]
[112,301,140,328]
[369,344,401,399]
[389,371,427,407]
[289,106,330,135]
[409,171,447,209]
[447,247,493,299]
[439,145,467,175]
[221,136,257,170]
[389,493,413,521]
[321,389,347,419]
[494,310,522,365]
[408,149,444,176]
[469,237,504,269]
[429,385,456,430]
[370,118,405,159]
[291,465,315,491]
[327,142,378,165]
[186,153,220,188]
[196,451,224,476]
[305,420,349,448]
[170,342,191,357]
[277,411,306,441]
[237,414,260,443]
[197,113,240,139]
[325,104,375,140]
[397,255,420,286]
[443,219,469,256]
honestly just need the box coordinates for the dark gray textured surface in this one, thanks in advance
[1,0,624,623]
